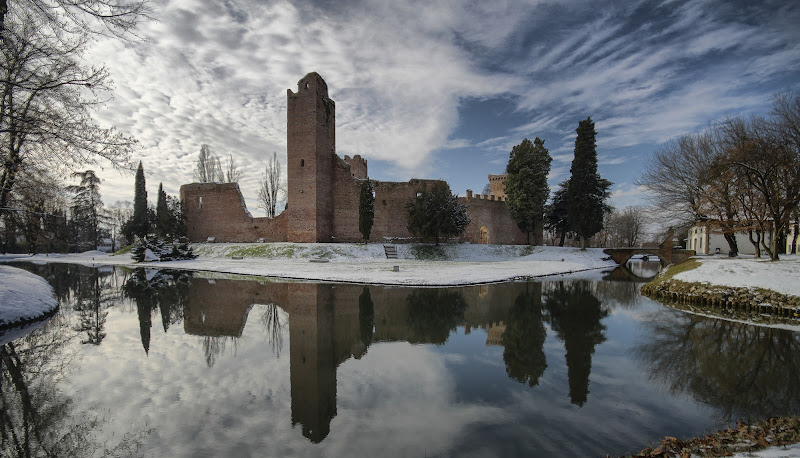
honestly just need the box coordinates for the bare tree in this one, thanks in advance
[638,131,743,255]
[193,144,222,183]
[720,98,800,260]
[257,152,284,218]
[1,10,137,235]
[605,206,646,247]
[637,134,712,225]
[224,153,243,183]
[1,0,151,38]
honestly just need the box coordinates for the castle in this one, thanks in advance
[180,72,527,245]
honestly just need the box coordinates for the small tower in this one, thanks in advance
[287,73,336,242]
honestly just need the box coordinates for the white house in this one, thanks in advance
[688,222,775,256]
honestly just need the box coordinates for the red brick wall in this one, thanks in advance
[180,182,286,242]
[459,194,528,245]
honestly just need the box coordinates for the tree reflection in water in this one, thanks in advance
[637,310,800,419]
[502,282,547,387]
[544,280,608,407]
[405,289,468,345]
[0,315,152,456]
[123,268,192,356]
[260,303,285,359]
[358,287,375,349]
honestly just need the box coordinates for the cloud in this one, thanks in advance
[82,0,800,211]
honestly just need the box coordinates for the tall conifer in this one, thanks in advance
[566,118,611,250]
[505,137,552,245]
[132,161,149,239]
[358,179,375,242]
[156,183,170,238]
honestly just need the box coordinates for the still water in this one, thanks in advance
[2,261,799,457]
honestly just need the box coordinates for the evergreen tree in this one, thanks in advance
[505,138,552,245]
[405,181,470,246]
[168,196,187,238]
[566,118,612,250]
[131,162,149,239]
[546,180,571,247]
[156,183,171,238]
[358,179,375,242]
[67,170,103,252]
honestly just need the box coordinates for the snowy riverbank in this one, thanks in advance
[0,243,617,286]
[0,265,58,332]
[672,254,800,297]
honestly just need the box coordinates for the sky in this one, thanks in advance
[83,0,800,216]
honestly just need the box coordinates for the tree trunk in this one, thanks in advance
[723,232,738,256]
[558,231,565,247]
[791,221,799,255]
[748,230,761,258]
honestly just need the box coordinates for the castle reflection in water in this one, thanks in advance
[120,270,605,443]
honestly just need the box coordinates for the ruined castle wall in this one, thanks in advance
[343,155,368,180]
[459,194,527,245]
[330,156,363,242]
[180,182,287,243]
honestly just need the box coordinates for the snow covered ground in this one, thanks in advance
[0,265,58,330]
[672,254,800,297]
[0,243,617,286]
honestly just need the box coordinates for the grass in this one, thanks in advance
[112,245,133,256]
[410,244,448,260]
[643,258,700,287]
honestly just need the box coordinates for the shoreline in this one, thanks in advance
[0,243,619,287]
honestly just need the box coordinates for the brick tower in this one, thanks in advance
[287,72,336,242]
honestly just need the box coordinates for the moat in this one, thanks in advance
[2,261,799,457]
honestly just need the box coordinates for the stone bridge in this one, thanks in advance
[603,229,695,267]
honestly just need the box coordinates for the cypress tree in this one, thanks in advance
[132,162,149,239]
[358,179,375,242]
[156,183,170,238]
[566,118,612,250]
[505,137,552,245]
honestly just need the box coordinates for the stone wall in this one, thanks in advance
[460,192,528,244]
[180,182,286,243]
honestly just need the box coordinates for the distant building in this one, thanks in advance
[488,174,507,199]
[687,222,776,255]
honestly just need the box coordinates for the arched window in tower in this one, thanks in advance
[301,159,305,167]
